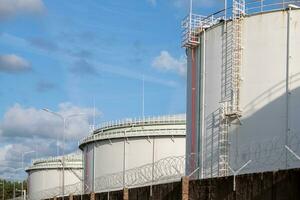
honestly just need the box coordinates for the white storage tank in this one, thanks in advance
[183,2,300,178]
[26,153,83,200]
[79,114,186,193]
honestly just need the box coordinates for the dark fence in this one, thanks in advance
[48,168,300,200]
[129,181,182,200]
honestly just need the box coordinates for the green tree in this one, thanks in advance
[0,179,26,200]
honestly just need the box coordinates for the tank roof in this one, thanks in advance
[79,114,186,148]
[26,152,82,172]
[93,114,185,132]
[181,0,300,47]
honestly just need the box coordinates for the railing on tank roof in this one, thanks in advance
[94,114,186,132]
[182,0,300,47]
[30,153,82,166]
[79,128,186,146]
[26,162,83,172]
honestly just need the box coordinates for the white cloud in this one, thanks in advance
[0,144,11,161]
[0,0,45,20]
[0,103,100,140]
[0,102,100,179]
[152,50,186,76]
[0,54,31,73]
[0,139,66,179]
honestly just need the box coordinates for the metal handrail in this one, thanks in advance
[30,153,82,165]
[181,0,300,47]
[80,128,186,146]
[94,114,185,131]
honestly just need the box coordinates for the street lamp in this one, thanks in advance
[9,169,22,200]
[42,108,85,200]
[22,151,35,200]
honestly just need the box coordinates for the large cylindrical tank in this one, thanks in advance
[79,114,186,193]
[26,153,83,200]
[185,6,300,178]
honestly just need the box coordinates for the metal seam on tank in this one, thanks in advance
[191,48,196,172]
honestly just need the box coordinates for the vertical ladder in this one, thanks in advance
[218,103,230,176]
[219,0,245,176]
[231,0,245,115]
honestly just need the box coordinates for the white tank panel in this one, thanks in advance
[125,137,153,170]
[186,8,300,178]
[94,139,124,176]
[80,114,186,192]
[204,24,223,117]
[230,10,300,171]
[84,143,94,193]
[26,153,83,200]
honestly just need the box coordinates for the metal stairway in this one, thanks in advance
[219,0,245,177]
[230,0,245,116]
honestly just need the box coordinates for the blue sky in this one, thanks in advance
[0,0,222,179]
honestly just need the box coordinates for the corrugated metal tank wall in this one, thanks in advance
[26,154,83,200]
[186,9,300,178]
[80,116,186,193]
[230,9,300,172]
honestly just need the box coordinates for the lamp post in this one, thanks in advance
[42,108,85,200]
[11,169,22,200]
[9,169,22,200]
[22,151,35,200]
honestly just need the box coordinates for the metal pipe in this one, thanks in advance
[211,114,215,178]
[285,145,300,160]
[200,29,206,179]
[62,118,66,199]
[189,0,193,42]
[123,131,126,188]
[92,141,95,193]
[191,48,196,177]
[285,7,291,169]
[150,136,155,197]
[81,150,84,200]
[224,0,227,20]
[142,75,145,121]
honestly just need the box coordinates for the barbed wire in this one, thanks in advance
[29,132,300,199]
[201,131,300,178]
[94,155,185,193]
